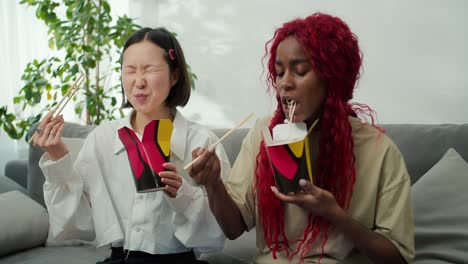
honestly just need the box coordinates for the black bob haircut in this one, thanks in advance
[120,27,191,109]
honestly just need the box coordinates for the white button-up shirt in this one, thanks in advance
[39,110,230,254]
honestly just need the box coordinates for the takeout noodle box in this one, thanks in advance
[118,119,173,193]
[262,122,313,194]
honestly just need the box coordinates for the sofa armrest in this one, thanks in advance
[5,159,28,189]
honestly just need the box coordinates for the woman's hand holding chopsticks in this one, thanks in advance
[30,74,84,160]
[187,112,253,188]
[32,111,69,161]
[28,75,84,145]
[189,148,222,189]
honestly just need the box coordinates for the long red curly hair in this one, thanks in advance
[256,13,377,263]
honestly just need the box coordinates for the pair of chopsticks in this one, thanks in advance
[184,112,254,170]
[52,75,85,119]
[287,99,296,123]
[28,75,85,143]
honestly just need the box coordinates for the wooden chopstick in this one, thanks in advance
[28,75,84,143]
[53,75,84,118]
[306,118,319,136]
[289,101,296,123]
[184,112,254,171]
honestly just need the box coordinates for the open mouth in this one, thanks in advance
[282,97,297,108]
[281,97,299,110]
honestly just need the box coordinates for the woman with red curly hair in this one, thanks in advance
[190,13,414,264]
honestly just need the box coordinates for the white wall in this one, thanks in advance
[130,0,468,127]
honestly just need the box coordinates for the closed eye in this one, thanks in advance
[295,70,307,77]
[275,66,284,78]
[294,63,310,77]
[144,65,163,72]
[123,65,136,74]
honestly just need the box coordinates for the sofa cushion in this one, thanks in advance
[383,124,468,184]
[4,159,28,189]
[0,175,27,195]
[412,148,468,263]
[0,191,49,256]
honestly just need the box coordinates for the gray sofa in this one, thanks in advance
[1,122,468,264]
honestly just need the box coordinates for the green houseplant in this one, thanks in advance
[0,0,197,141]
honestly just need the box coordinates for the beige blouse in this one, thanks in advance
[226,116,414,263]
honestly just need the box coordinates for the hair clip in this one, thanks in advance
[168,49,176,60]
